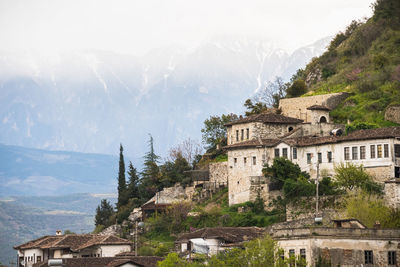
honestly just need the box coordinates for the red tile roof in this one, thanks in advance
[14,234,131,251]
[306,105,331,111]
[225,113,303,126]
[33,257,164,267]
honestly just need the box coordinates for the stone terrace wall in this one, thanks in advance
[385,105,400,124]
[209,162,228,184]
[279,92,349,122]
[385,181,400,209]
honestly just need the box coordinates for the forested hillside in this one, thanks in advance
[297,0,400,127]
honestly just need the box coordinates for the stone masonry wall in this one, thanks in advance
[279,92,349,122]
[209,162,228,185]
[385,105,400,124]
[384,181,400,209]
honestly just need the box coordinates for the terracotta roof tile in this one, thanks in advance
[176,227,265,243]
[306,105,330,111]
[225,113,303,126]
[33,257,164,267]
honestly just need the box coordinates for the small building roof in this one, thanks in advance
[224,127,400,150]
[176,227,265,243]
[306,105,331,111]
[14,234,131,251]
[225,113,303,126]
[33,256,163,267]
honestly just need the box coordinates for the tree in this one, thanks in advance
[139,135,161,201]
[253,76,288,108]
[160,154,191,187]
[168,138,203,166]
[286,80,307,97]
[95,199,114,228]
[243,99,268,116]
[127,161,139,201]
[201,113,238,151]
[117,144,128,210]
[334,163,383,194]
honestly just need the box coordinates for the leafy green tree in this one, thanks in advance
[160,153,191,187]
[334,163,383,194]
[95,199,114,228]
[263,157,309,190]
[157,253,188,267]
[344,191,400,228]
[243,99,268,116]
[117,144,128,210]
[139,135,161,201]
[201,114,238,151]
[286,80,307,97]
[127,161,140,201]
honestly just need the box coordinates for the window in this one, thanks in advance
[365,250,373,264]
[246,128,249,139]
[293,148,297,159]
[388,251,396,265]
[327,151,332,163]
[320,116,327,123]
[371,145,376,158]
[288,126,293,132]
[318,152,322,163]
[395,167,400,178]
[352,147,358,160]
[253,156,256,165]
[384,144,389,158]
[300,249,306,260]
[234,158,237,166]
[289,249,295,257]
[307,153,312,164]
[274,149,280,158]
[395,144,400,158]
[377,145,383,158]
[344,147,350,160]
[241,129,244,140]
[243,157,247,165]
[236,130,239,141]
[262,154,266,164]
[360,146,366,160]
[282,148,288,158]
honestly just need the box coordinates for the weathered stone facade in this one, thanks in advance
[384,180,400,209]
[209,162,228,185]
[271,227,400,267]
[385,105,400,124]
[279,92,349,123]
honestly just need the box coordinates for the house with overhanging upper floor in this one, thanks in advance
[223,94,400,207]
[14,233,132,267]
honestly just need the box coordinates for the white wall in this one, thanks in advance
[21,248,43,267]
[100,245,132,257]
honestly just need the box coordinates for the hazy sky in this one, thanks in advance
[0,0,375,55]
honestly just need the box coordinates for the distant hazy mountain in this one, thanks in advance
[0,143,118,196]
[0,36,331,158]
[0,193,116,265]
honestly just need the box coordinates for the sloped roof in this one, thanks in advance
[33,257,164,267]
[176,227,265,243]
[224,127,400,149]
[225,113,303,126]
[306,105,330,111]
[14,234,131,251]
[223,138,280,149]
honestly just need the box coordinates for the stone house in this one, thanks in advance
[14,233,132,267]
[175,227,264,257]
[269,223,400,267]
[224,93,400,207]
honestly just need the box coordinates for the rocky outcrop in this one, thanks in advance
[385,105,400,124]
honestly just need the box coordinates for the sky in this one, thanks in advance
[0,0,375,55]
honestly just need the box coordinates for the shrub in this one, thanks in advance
[139,246,154,256]
[345,122,378,134]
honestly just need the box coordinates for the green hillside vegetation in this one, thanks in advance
[297,0,400,127]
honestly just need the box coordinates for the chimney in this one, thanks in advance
[56,230,62,236]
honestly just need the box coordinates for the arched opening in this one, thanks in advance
[320,116,327,123]
[288,127,293,132]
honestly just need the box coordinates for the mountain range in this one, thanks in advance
[0,36,331,159]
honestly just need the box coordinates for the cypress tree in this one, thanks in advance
[95,199,114,227]
[117,144,127,210]
[139,135,161,201]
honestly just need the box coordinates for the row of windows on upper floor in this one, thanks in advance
[235,128,250,141]
[232,144,400,167]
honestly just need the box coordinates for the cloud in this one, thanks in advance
[0,0,374,55]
